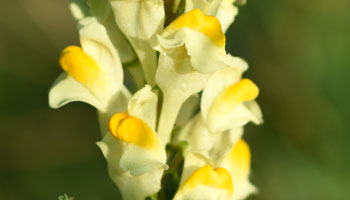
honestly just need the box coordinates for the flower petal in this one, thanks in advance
[97,86,131,137]
[153,9,227,74]
[218,139,257,200]
[208,100,262,132]
[128,85,158,130]
[207,79,262,132]
[179,152,210,186]
[109,0,165,85]
[108,113,167,174]
[49,72,103,109]
[174,165,234,200]
[97,134,164,200]
[185,0,223,16]
[201,64,262,132]
[109,0,165,40]
[178,114,244,163]
[79,17,123,97]
[50,17,124,111]
[216,0,239,32]
[185,0,239,32]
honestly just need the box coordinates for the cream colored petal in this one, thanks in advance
[201,60,261,132]
[97,134,164,200]
[225,54,248,72]
[154,27,226,74]
[49,72,103,110]
[103,14,136,64]
[98,86,131,137]
[179,152,210,186]
[218,140,257,200]
[201,65,243,124]
[178,114,244,163]
[177,115,213,158]
[184,0,238,32]
[152,9,227,74]
[208,101,263,132]
[156,52,209,144]
[56,17,123,109]
[97,134,123,173]
[109,0,165,40]
[115,169,164,200]
[71,0,135,64]
[88,0,136,63]
[185,0,223,16]
[209,127,244,163]
[128,85,158,130]
[216,0,239,32]
[232,180,257,200]
[174,185,233,200]
[107,113,167,175]
[99,111,168,199]
[79,17,123,97]
[174,165,234,200]
[109,0,164,86]
[119,143,167,176]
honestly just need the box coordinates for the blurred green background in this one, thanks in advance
[0,0,349,199]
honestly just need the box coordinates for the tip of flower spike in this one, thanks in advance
[108,113,158,150]
[211,78,259,113]
[169,9,225,47]
[182,165,234,193]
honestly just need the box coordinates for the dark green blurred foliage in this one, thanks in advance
[0,0,349,199]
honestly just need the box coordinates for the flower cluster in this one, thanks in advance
[49,0,262,199]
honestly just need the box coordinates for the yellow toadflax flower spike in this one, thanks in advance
[97,86,167,200]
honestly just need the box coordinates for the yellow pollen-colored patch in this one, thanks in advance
[182,165,233,193]
[169,9,225,47]
[211,79,259,113]
[108,113,157,150]
[59,46,107,94]
[227,139,251,179]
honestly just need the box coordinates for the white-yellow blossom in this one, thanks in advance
[201,65,263,133]
[179,140,256,200]
[174,165,234,200]
[49,17,126,112]
[97,86,167,200]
